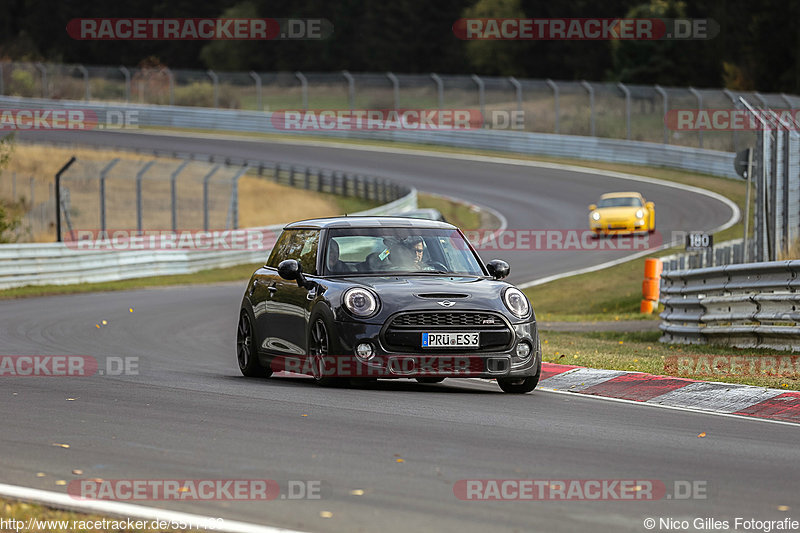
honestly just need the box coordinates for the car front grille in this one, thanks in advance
[383,312,512,352]
[389,312,500,328]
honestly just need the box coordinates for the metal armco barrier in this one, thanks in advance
[0,168,417,290]
[659,260,800,350]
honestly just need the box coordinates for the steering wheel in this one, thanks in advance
[424,261,448,272]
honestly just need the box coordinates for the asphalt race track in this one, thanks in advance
[4,131,797,533]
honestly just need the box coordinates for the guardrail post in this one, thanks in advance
[342,70,355,111]
[98,158,119,235]
[249,71,262,110]
[76,64,90,101]
[617,82,631,140]
[723,89,739,152]
[295,71,308,110]
[689,87,703,148]
[431,73,444,110]
[508,77,522,115]
[581,80,595,136]
[387,72,399,110]
[202,165,220,231]
[35,62,47,98]
[119,66,131,103]
[54,157,76,242]
[546,79,559,134]
[655,85,668,144]
[170,160,190,231]
[165,67,174,106]
[136,161,156,233]
[471,74,485,127]
[207,69,219,108]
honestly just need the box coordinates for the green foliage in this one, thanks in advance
[462,0,526,75]
[0,134,19,243]
[10,70,35,97]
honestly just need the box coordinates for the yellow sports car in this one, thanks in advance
[589,192,655,236]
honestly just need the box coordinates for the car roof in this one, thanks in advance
[599,191,643,199]
[284,216,457,230]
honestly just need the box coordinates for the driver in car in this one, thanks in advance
[327,239,354,273]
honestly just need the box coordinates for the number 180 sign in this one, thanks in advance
[685,232,713,251]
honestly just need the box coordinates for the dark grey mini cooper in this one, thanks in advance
[236,216,541,393]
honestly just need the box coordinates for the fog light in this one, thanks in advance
[356,343,375,361]
[516,341,532,359]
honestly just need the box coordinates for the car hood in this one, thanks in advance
[337,275,507,306]
[595,206,642,217]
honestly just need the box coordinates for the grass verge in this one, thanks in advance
[0,497,207,533]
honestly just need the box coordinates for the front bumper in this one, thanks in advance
[306,318,541,379]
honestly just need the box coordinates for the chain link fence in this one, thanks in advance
[2,61,788,151]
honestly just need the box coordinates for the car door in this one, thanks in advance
[265,229,320,363]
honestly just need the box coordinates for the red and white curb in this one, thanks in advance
[538,363,800,424]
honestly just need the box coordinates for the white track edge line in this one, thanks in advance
[0,483,305,533]
[535,386,800,428]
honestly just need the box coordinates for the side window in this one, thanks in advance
[265,230,320,275]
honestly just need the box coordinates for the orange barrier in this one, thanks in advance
[640,258,662,314]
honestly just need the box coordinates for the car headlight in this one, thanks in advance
[635,209,644,218]
[591,212,600,221]
[343,288,379,318]
[503,287,530,318]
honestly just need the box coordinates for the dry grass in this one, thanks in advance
[0,143,347,241]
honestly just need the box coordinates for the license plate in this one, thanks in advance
[421,332,479,348]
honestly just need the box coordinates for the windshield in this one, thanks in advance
[325,227,484,276]
[597,197,643,208]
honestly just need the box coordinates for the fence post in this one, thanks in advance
[76,64,90,101]
[249,71,262,110]
[35,62,47,98]
[229,165,249,230]
[655,85,668,144]
[170,160,190,231]
[546,79,559,134]
[431,73,444,110]
[136,161,156,233]
[165,67,175,106]
[471,74,485,127]
[99,158,119,235]
[295,71,308,110]
[689,87,703,148]
[54,157,76,242]
[581,80,595,136]
[754,92,768,108]
[202,165,220,231]
[119,66,131,103]
[207,69,219,108]
[617,82,631,140]
[723,89,738,152]
[342,70,355,111]
[387,72,399,110]
[508,77,522,115]
[781,93,793,108]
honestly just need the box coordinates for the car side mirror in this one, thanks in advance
[486,259,510,280]
[646,201,654,209]
[278,259,316,290]
[588,204,597,211]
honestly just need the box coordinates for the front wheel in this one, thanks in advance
[237,311,271,378]
[308,317,343,387]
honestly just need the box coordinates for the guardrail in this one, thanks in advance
[660,239,756,272]
[0,95,739,180]
[0,156,417,290]
[659,260,800,350]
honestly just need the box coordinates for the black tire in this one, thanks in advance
[308,317,344,387]
[416,377,445,384]
[237,310,271,378]
[497,359,541,394]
